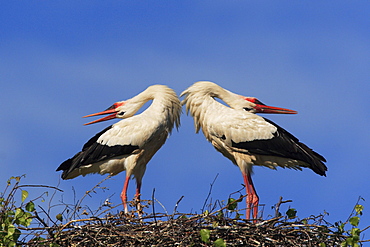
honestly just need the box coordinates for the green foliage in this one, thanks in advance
[55,213,63,222]
[214,238,226,247]
[200,229,210,243]
[199,228,226,246]
[0,175,34,246]
[286,208,297,219]
[226,198,238,210]
[338,197,365,247]
[0,175,368,246]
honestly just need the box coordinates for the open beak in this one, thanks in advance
[83,102,125,125]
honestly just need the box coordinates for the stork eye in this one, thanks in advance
[117,112,125,116]
[244,107,253,111]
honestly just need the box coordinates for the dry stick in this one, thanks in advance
[344,196,365,224]
[71,175,112,220]
[96,202,122,218]
[361,225,370,233]
[201,173,219,214]
[48,179,62,219]
[171,195,184,219]
[274,196,293,218]
[15,184,63,192]
[15,185,63,226]
[155,198,169,217]
[4,178,23,209]
[152,188,157,225]
[33,210,55,238]
[37,205,57,227]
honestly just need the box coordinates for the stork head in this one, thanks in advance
[83,101,130,125]
[240,96,297,114]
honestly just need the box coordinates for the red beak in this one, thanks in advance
[245,97,297,114]
[254,104,297,114]
[83,102,125,125]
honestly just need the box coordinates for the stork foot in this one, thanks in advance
[134,194,143,217]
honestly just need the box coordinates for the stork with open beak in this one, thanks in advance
[181,81,327,221]
[57,85,181,214]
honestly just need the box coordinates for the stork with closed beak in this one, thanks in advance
[181,81,327,220]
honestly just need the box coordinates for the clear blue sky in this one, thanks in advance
[1,1,369,231]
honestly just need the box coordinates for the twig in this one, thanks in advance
[172,195,184,219]
[33,210,55,238]
[201,173,219,213]
[15,184,63,192]
[155,198,169,218]
[208,194,248,218]
[38,205,57,227]
[274,196,292,217]
[344,196,365,223]
[152,188,157,225]
[70,175,112,220]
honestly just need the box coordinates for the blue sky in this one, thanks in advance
[1,1,369,231]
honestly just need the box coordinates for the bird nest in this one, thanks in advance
[23,209,348,246]
[2,176,368,246]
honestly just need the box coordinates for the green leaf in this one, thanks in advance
[7,224,16,236]
[56,213,63,222]
[26,201,35,212]
[286,208,297,218]
[200,229,210,243]
[217,211,224,219]
[13,228,21,241]
[19,212,32,227]
[349,216,360,227]
[335,221,345,233]
[319,243,326,247]
[350,227,360,237]
[21,190,28,202]
[15,207,24,218]
[227,198,238,210]
[346,237,354,245]
[355,205,364,216]
[214,238,226,247]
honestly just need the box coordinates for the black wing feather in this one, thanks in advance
[57,125,139,179]
[232,118,327,176]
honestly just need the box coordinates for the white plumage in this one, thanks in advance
[57,85,181,213]
[181,81,326,220]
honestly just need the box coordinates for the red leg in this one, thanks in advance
[121,176,130,214]
[135,180,141,202]
[247,173,259,220]
[135,180,142,215]
[242,172,259,221]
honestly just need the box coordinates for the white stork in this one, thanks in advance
[181,81,327,220]
[57,85,181,214]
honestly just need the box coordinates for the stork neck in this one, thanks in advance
[206,86,239,109]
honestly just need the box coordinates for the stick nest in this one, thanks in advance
[24,212,346,246]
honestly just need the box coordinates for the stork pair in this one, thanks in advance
[57,81,327,220]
